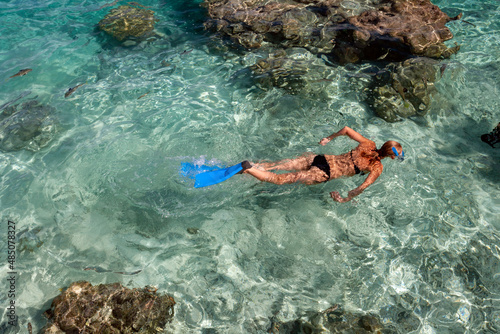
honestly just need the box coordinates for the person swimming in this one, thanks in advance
[240,126,404,203]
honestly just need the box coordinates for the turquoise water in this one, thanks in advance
[0,0,499,332]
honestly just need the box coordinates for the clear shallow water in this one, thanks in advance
[0,0,499,333]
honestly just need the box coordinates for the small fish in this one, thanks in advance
[8,68,32,79]
[462,19,476,27]
[347,72,373,79]
[128,2,150,7]
[180,49,193,56]
[64,82,86,98]
[311,78,334,83]
[377,49,390,60]
[28,322,32,334]
[138,92,150,99]
[84,266,142,275]
[161,60,171,67]
[322,304,339,314]
[393,79,407,102]
[320,54,335,66]
[440,63,447,78]
[99,0,121,9]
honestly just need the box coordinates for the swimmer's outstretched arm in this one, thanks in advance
[319,126,370,146]
[330,167,382,203]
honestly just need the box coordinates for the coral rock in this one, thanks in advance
[43,281,175,334]
[98,5,159,41]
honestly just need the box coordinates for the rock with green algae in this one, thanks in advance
[98,5,159,41]
[43,281,175,334]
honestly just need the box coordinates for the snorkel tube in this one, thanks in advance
[392,147,405,161]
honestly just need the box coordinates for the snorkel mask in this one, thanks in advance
[392,147,405,161]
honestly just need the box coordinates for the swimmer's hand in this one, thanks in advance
[319,137,331,146]
[330,191,350,203]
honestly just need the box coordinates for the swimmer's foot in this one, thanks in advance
[238,160,252,174]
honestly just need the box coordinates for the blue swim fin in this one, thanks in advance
[180,162,224,180]
[194,162,245,188]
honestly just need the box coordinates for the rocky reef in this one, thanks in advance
[43,281,175,334]
[0,99,58,152]
[98,5,159,41]
[203,0,462,122]
[204,0,461,63]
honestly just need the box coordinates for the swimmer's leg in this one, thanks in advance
[243,166,328,185]
[254,153,315,171]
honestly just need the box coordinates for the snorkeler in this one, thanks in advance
[241,126,404,203]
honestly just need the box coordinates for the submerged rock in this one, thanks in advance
[98,5,159,41]
[43,281,175,334]
[481,122,500,148]
[343,0,461,62]
[0,100,58,152]
[204,0,461,63]
[250,49,309,93]
[228,47,336,98]
[368,57,438,122]
[268,305,390,333]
